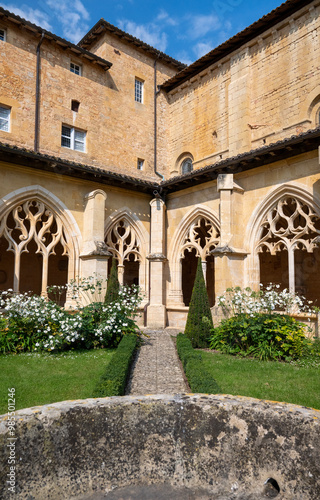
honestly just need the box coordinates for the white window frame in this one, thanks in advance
[135,78,144,103]
[0,105,10,132]
[70,62,82,76]
[61,125,86,152]
[137,158,144,171]
[0,28,6,42]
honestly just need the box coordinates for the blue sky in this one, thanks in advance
[0,0,284,64]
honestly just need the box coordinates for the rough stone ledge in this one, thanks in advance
[1,394,320,499]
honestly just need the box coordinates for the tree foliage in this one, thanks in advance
[184,258,213,348]
[105,257,120,304]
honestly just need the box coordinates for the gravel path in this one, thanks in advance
[126,329,188,395]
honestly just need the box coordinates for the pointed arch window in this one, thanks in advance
[0,199,70,296]
[256,196,320,299]
[181,216,220,306]
[105,219,142,286]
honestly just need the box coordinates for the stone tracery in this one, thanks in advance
[257,197,320,254]
[180,216,220,260]
[256,196,320,296]
[105,219,142,286]
[0,199,71,294]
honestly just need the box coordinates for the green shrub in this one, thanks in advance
[105,258,120,304]
[210,313,309,361]
[176,333,220,394]
[185,258,213,348]
[92,334,138,397]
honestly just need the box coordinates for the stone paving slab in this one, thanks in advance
[126,329,188,395]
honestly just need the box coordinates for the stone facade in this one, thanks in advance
[0,1,320,328]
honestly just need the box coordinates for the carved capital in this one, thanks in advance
[80,241,112,259]
[211,245,249,257]
[147,253,167,262]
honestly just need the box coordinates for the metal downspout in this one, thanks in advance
[154,58,164,182]
[34,32,45,152]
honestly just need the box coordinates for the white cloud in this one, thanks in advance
[193,41,214,59]
[0,3,52,30]
[45,0,90,43]
[188,14,221,40]
[118,19,168,52]
[156,10,177,27]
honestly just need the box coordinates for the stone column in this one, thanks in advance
[80,189,111,281]
[147,198,167,328]
[213,174,247,298]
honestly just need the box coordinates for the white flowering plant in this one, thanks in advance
[210,285,314,361]
[0,282,142,354]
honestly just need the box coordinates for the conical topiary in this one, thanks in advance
[184,258,213,348]
[105,257,120,304]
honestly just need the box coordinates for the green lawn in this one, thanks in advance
[0,349,114,414]
[201,351,320,410]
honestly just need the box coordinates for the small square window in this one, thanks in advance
[71,100,80,112]
[137,158,144,171]
[70,62,81,76]
[0,106,10,132]
[135,78,144,103]
[0,29,6,42]
[61,125,86,152]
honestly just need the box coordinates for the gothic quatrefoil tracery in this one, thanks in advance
[257,197,320,254]
[180,216,220,260]
[105,219,141,265]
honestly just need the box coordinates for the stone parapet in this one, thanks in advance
[1,394,320,499]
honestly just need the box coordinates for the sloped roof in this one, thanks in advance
[0,6,112,70]
[160,128,320,193]
[1,128,320,196]
[161,0,315,92]
[78,18,186,70]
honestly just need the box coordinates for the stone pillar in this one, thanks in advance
[80,189,111,281]
[147,198,167,328]
[213,174,247,298]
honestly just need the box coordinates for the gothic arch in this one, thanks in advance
[246,183,320,300]
[105,207,149,297]
[168,205,220,306]
[0,185,81,297]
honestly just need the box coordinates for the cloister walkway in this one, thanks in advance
[126,329,189,395]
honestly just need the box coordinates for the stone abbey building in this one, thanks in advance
[0,0,320,328]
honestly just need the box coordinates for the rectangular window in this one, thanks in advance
[135,78,143,103]
[0,106,10,132]
[61,125,86,152]
[70,62,81,76]
[0,29,6,42]
[137,158,144,171]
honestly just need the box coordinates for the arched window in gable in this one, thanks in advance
[257,196,320,302]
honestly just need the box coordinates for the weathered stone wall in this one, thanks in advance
[166,2,320,176]
[0,394,319,499]
[0,19,177,180]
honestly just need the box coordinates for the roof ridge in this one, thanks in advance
[0,6,112,69]
[78,17,186,70]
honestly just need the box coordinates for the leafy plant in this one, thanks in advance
[105,258,120,304]
[210,312,309,361]
[176,333,221,393]
[0,282,142,354]
[92,334,138,396]
[185,258,213,348]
